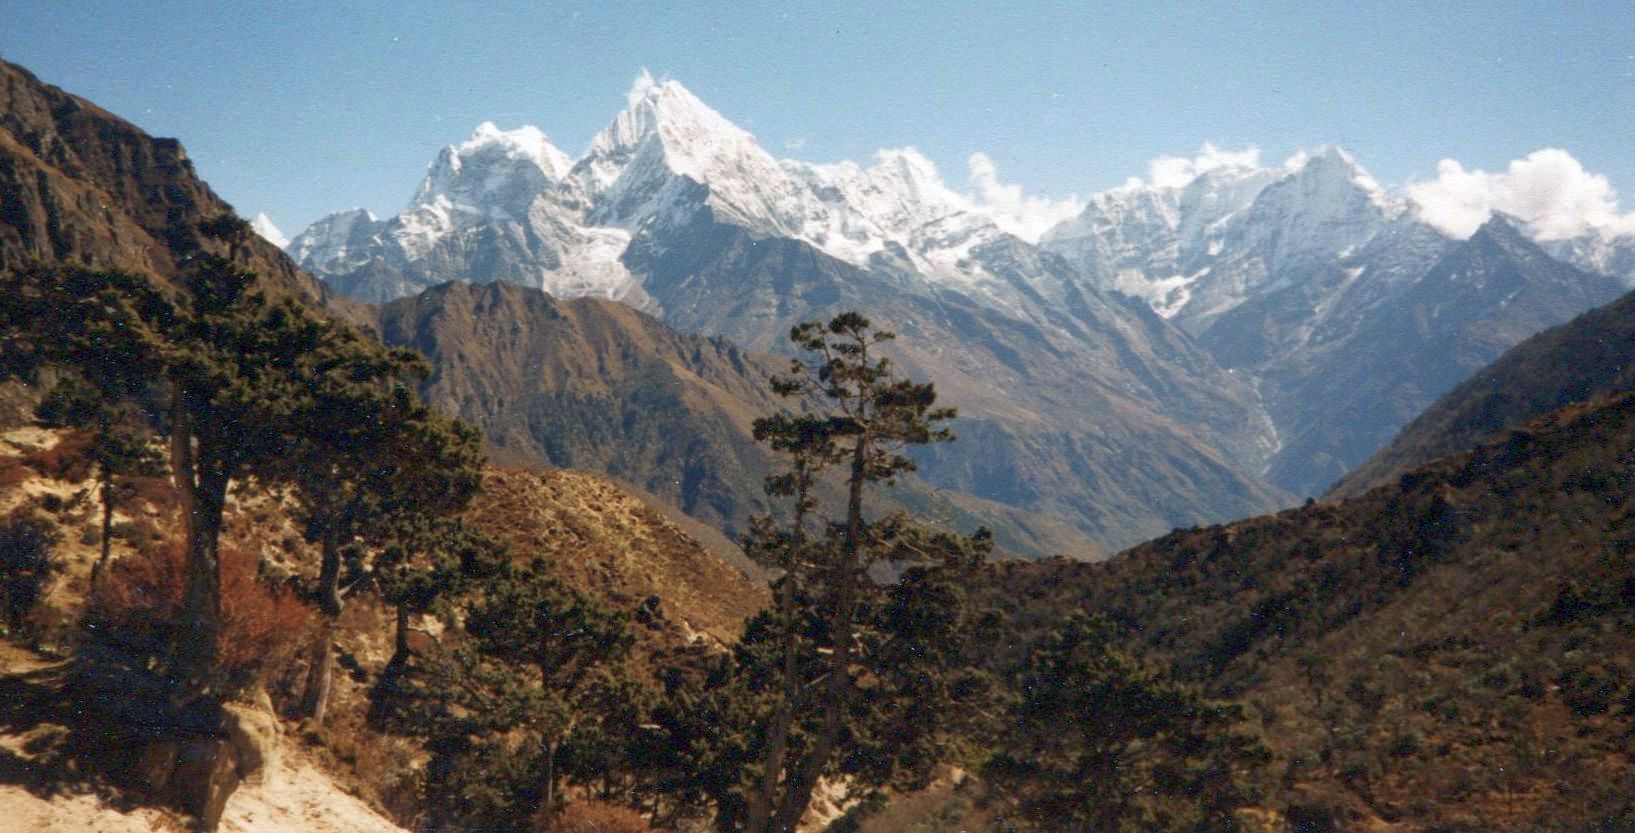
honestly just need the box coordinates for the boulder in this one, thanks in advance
[170,736,241,832]
[220,691,279,785]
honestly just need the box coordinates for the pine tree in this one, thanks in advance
[159,235,335,690]
[415,560,634,831]
[0,263,170,586]
[36,376,165,584]
[279,336,484,723]
[740,413,841,833]
[743,311,962,833]
[985,614,1270,832]
[374,516,500,669]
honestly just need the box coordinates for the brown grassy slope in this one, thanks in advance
[1332,282,1635,500]
[982,392,1635,831]
[368,279,1103,561]
[468,467,768,647]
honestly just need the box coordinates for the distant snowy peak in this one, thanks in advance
[1039,145,1422,320]
[571,77,808,237]
[580,78,760,188]
[802,148,972,234]
[1545,232,1635,285]
[285,207,380,272]
[1238,147,1403,271]
[784,148,990,268]
[290,72,1059,296]
[250,213,289,249]
[413,122,572,215]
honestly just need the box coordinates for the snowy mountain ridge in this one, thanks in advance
[287,74,1081,317]
[286,73,1633,315]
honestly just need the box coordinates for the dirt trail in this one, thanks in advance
[0,642,408,833]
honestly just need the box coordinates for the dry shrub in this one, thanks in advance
[22,430,95,481]
[91,542,315,684]
[0,456,31,490]
[541,801,654,833]
[122,474,179,515]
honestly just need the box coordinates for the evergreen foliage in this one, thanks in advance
[984,613,1269,832]
[374,517,502,668]
[277,330,484,722]
[0,262,169,587]
[0,215,487,696]
[35,376,166,584]
[733,311,982,833]
[406,559,636,832]
[0,509,60,635]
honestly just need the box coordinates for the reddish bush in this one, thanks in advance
[90,542,315,684]
[22,430,96,481]
[0,456,30,490]
[540,801,654,833]
[122,475,180,515]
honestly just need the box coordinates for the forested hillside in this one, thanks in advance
[984,391,1635,830]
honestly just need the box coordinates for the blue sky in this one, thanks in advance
[4,1,1632,238]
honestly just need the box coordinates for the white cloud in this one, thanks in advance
[783,136,807,151]
[1407,149,1635,241]
[1147,143,1263,189]
[965,152,1085,242]
[626,67,657,107]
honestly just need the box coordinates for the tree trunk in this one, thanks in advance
[745,474,812,833]
[302,626,334,725]
[302,528,344,724]
[91,461,113,588]
[391,602,411,667]
[541,737,558,821]
[768,439,867,833]
[173,380,227,693]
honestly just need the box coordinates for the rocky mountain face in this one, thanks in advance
[1043,150,1625,496]
[1544,227,1635,285]
[1332,276,1635,499]
[365,280,1102,560]
[982,389,1635,830]
[0,59,319,302]
[1253,215,1622,494]
[293,79,1288,549]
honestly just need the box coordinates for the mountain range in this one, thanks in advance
[284,75,1630,545]
[1332,277,1635,499]
[290,78,1293,548]
[5,51,1635,833]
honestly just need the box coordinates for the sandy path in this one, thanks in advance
[0,642,407,833]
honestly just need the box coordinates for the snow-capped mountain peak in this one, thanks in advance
[571,73,807,237]
[467,122,572,179]
[412,122,571,214]
[284,207,379,271]
[583,76,755,179]
[789,148,973,243]
[250,212,289,249]
[1282,146,1395,211]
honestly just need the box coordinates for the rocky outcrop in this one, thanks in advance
[124,695,280,830]
[68,645,278,832]
[0,59,322,303]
